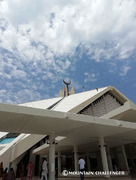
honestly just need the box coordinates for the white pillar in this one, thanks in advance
[58,152,61,176]
[99,136,110,179]
[74,145,78,171]
[49,132,56,180]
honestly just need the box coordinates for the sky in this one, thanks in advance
[0,0,136,104]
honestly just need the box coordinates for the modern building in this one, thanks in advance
[0,85,136,180]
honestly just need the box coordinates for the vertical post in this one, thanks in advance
[49,132,55,180]
[117,145,130,173]
[96,151,103,171]
[62,155,66,170]
[99,136,110,179]
[107,146,113,171]
[86,152,91,171]
[74,145,78,171]
[122,145,130,173]
[58,151,61,176]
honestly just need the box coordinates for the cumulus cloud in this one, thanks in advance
[119,65,131,76]
[84,72,98,83]
[0,0,136,103]
[0,0,136,59]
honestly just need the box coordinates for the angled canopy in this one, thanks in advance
[0,102,136,139]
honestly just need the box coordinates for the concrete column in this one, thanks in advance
[107,146,113,171]
[49,132,56,180]
[122,145,130,173]
[39,156,43,176]
[86,152,91,171]
[46,154,49,164]
[117,145,130,173]
[99,136,110,179]
[62,155,66,170]
[96,151,103,171]
[58,152,61,176]
[74,145,78,171]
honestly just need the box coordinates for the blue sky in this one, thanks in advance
[0,0,136,104]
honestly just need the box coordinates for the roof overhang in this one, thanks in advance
[1,102,136,155]
[0,103,89,136]
[0,102,136,135]
[102,101,136,122]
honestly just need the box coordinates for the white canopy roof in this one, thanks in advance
[19,87,108,112]
[19,86,130,114]
[20,97,62,110]
[1,86,136,155]
[0,102,136,138]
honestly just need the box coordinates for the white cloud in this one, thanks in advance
[0,0,136,103]
[0,0,136,60]
[119,65,131,76]
[84,72,98,83]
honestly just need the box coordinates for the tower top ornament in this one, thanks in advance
[63,79,71,96]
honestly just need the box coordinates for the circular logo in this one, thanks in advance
[62,170,68,176]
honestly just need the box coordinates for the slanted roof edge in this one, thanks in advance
[68,86,129,113]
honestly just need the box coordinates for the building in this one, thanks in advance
[0,85,136,180]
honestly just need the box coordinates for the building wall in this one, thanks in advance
[79,92,123,117]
